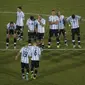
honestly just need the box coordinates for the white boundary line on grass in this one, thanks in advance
[0,49,85,51]
[0,11,85,21]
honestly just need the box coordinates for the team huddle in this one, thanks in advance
[6,6,82,49]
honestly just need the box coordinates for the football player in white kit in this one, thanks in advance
[6,21,17,49]
[16,6,25,40]
[30,42,41,79]
[67,14,81,48]
[15,45,31,80]
[48,10,60,48]
[26,16,36,45]
[35,15,46,48]
[57,11,68,46]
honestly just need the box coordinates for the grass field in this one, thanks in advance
[0,0,85,85]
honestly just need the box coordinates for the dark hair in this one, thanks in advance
[72,14,75,19]
[30,16,35,20]
[52,9,55,11]
[10,21,14,24]
[17,6,22,10]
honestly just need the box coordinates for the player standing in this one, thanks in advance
[57,11,68,46]
[15,45,31,80]
[67,14,81,48]
[48,10,60,48]
[30,42,41,79]
[35,15,46,48]
[16,6,25,40]
[26,16,36,45]
[6,22,17,49]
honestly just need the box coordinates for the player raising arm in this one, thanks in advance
[15,45,31,80]
[6,21,17,49]
[67,14,81,48]
[30,42,41,79]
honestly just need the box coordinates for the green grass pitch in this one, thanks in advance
[0,0,85,85]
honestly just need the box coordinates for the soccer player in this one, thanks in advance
[15,45,31,80]
[30,42,41,79]
[57,11,68,46]
[35,15,46,48]
[26,16,36,45]
[67,14,81,48]
[48,10,60,48]
[16,6,25,40]
[6,21,17,49]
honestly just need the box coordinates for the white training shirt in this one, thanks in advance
[67,15,81,29]
[31,46,41,61]
[20,46,31,63]
[16,11,25,26]
[49,15,59,30]
[26,19,36,32]
[58,15,65,29]
[35,18,46,33]
[7,23,16,30]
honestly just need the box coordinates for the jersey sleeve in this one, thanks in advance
[14,23,16,29]
[38,47,41,56]
[42,19,46,25]
[48,16,51,22]
[22,12,25,20]
[76,15,81,20]
[66,16,71,22]
[7,23,10,30]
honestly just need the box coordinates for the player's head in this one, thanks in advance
[30,16,35,21]
[51,9,56,15]
[10,21,14,26]
[72,14,75,19]
[17,6,22,12]
[57,11,61,16]
[38,15,42,20]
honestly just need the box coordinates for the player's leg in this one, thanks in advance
[20,27,24,40]
[48,29,53,48]
[56,30,60,48]
[6,30,10,49]
[37,33,44,48]
[16,26,21,40]
[71,29,76,48]
[25,63,29,80]
[28,32,32,45]
[36,33,41,47]
[31,61,35,79]
[58,29,61,45]
[21,62,25,79]
[33,61,39,79]
[41,33,45,48]
[13,31,17,49]
[34,32,37,42]
[62,29,68,46]
[77,28,81,48]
